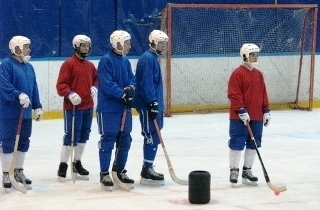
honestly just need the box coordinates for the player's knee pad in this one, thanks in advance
[98,137,115,152]
[143,132,160,146]
[80,127,91,143]
[0,139,15,153]
[20,120,32,138]
[78,138,88,144]
[246,138,261,149]
[62,134,72,146]
[17,138,30,152]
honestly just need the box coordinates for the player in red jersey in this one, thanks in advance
[227,43,271,186]
[56,35,98,181]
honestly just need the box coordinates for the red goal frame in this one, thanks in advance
[161,4,318,116]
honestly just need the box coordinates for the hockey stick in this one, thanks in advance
[112,108,131,191]
[70,105,75,184]
[154,120,188,185]
[8,107,27,193]
[247,123,287,192]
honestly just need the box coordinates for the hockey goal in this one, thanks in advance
[160,4,318,116]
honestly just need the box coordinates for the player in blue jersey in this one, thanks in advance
[97,30,136,191]
[0,36,43,191]
[133,30,169,186]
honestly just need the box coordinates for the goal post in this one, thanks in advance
[160,4,318,116]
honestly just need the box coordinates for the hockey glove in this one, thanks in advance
[90,86,98,98]
[149,100,159,120]
[122,85,135,108]
[238,108,250,126]
[124,85,135,98]
[68,92,82,105]
[19,93,31,108]
[263,110,271,127]
[34,108,43,121]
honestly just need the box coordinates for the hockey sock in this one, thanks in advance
[0,151,13,172]
[244,149,256,168]
[15,151,26,168]
[229,149,241,169]
[60,145,72,163]
[143,144,158,168]
[74,143,86,161]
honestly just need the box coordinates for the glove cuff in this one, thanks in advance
[149,100,158,106]
[237,108,247,114]
[67,91,75,98]
[263,109,270,114]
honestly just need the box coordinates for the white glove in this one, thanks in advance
[34,108,43,121]
[68,92,81,105]
[238,108,250,126]
[19,93,31,108]
[263,112,271,127]
[90,86,98,98]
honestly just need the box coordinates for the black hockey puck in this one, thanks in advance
[188,170,211,204]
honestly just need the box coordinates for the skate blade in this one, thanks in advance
[231,183,241,188]
[128,183,134,189]
[4,188,10,193]
[23,184,32,190]
[74,174,89,180]
[57,176,65,182]
[242,178,258,186]
[140,178,165,186]
[101,184,113,192]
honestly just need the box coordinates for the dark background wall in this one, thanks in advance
[0,0,318,58]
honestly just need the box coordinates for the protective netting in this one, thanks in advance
[161,4,317,115]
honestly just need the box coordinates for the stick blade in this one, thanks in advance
[9,174,27,194]
[162,148,188,185]
[169,169,188,185]
[267,181,287,192]
[112,171,131,191]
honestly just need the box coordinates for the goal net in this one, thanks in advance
[160,4,318,116]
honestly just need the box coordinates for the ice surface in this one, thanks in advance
[1,109,319,210]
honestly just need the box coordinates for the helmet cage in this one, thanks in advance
[149,30,168,47]
[240,43,260,61]
[72,35,92,57]
[110,30,131,50]
[9,36,31,62]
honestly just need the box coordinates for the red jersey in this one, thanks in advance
[56,55,98,110]
[228,65,269,120]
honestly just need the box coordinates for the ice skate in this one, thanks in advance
[2,172,11,192]
[14,169,32,190]
[100,172,113,191]
[73,160,89,180]
[242,167,258,186]
[230,168,239,188]
[57,162,68,182]
[140,166,165,186]
[116,169,134,189]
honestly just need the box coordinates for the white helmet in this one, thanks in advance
[149,30,168,46]
[110,30,131,49]
[72,34,91,49]
[240,43,260,61]
[9,36,31,62]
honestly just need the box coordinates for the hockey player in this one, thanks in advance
[0,36,43,191]
[133,30,168,186]
[97,30,136,191]
[56,35,98,181]
[227,43,271,186]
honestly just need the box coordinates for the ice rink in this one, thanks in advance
[1,109,319,210]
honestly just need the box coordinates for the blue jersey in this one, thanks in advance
[0,57,42,119]
[133,50,164,111]
[97,50,135,112]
